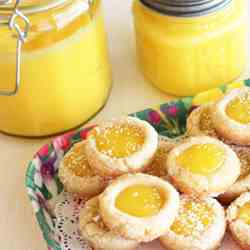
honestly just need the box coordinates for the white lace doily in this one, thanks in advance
[54,192,91,250]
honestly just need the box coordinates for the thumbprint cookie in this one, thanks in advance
[219,145,250,204]
[167,136,240,197]
[85,117,158,177]
[58,142,107,197]
[79,196,139,250]
[213,87,250,145]
[160,195,226,250]
[186,104,217,138]
[98,173,179,242]
[186,101,250,203]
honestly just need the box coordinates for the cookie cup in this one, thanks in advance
[212,87,250,146]
[99,173,179,242]
[186,104,250,203]
[58,142,107,197]
[167,136,240,197]
[160,196,226,250]
[86,117,158,177]
[79,196,139,250]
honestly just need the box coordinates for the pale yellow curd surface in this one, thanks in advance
[115,184,164,217]
[176,144,225,175]
[226,95,250,124]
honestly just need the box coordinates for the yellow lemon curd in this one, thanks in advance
[0,0,111,136]
[177,144,225,175]
[95,124,145,158]
[64,144,93,177]
[133,0,247,96]
[238,202,250,225]
[226,95,250,124]
[171,199,214,237]
[115,185,164,217]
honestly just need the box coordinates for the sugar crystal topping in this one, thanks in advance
[94,123,145,158]
[171,198,214,238]
[231,146,250,179]
[63,144,94,177]
[199,107,216,136]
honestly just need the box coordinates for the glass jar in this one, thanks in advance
[133,0,247,96]
[0,0,111,136]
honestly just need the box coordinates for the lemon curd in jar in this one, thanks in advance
[133,0,247,96]
[0,0,111,136]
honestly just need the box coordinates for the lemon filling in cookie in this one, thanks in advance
[79,197,139,250]
[63,144,94,177]
[212,87,250,145]
[94,123,145,158]
[226,95,250,124]
[58,142,108,197]
[86,117,158,177]
[238,202,250,225]
[170,199,214,237]
[99,174,179,242]
[167,136,240,197]
[115,185,164,217]
[176,144,225,175]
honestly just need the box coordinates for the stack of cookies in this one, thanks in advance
[58,87,250,250]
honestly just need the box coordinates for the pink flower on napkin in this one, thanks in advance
[148,111,161,125]
[37,144,49,158]
[165,105,179,118]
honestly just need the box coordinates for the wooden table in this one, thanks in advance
[0,1,250,250]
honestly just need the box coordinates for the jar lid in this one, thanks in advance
[140,0,232,17]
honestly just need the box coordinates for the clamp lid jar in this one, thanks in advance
[0,0,112,136]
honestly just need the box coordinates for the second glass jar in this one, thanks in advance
[133,0,247,96]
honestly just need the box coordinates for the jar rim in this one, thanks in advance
[140,0,232,17]
[0,0,91,15]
